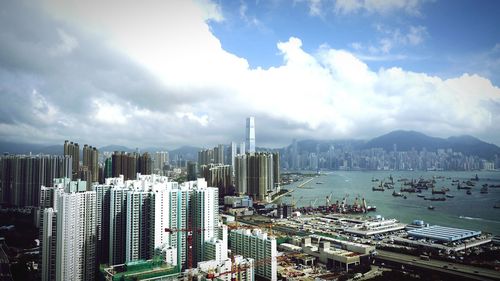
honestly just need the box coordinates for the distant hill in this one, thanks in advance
[284,139,365,154]
[363,130,500,159]
[169,146,201,161]
[99,145,135,153]
[0,141,62,155]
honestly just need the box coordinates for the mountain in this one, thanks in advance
[364,130,500,159]
[0,141,63,155]
[99,145,135,153]
[283,139,365,154]
[364,130,445,151]
[169,146,201,161]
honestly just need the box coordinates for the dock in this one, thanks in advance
[271,177,314,203]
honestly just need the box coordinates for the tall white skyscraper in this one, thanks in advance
[246,117,255,154]
[109,187,127,265]
[229,142,237,176]
[41,190,97,281]
[239,142,246,155]
[154,151,169,174]
[230,229,277,281]
[189,179,219,265]
[125,190,154,262]
[41,208,57,281]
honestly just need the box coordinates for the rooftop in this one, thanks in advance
[407,225,481,242]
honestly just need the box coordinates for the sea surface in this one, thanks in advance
[278,171,500,235]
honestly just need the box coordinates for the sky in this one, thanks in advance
[0,0,499,149]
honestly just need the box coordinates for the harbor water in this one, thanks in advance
[278,171,500,235]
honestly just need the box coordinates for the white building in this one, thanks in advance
[194,255,254,281]
[154,151,169,174]
[125,190,154,262]
[246,117,256,154]
[344,218,406,237]
[41,208,57,281]
[229,141,238,176]
[41,190,97,281]
[189,180,219,265]
[229,229,277,281]
[109,187,128,265]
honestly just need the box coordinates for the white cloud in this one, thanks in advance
[239,2,261,26]
[352,25,427,56]
[307,0,324,16]
[334,0,424,15]
[2,0,500,148]
[93,99,129,125]
[195,0,224,22]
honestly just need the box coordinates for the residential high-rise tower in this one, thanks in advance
[245,117,255,154]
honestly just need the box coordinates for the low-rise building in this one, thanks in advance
[344,218,405,237]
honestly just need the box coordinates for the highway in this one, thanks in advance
[376,249,500,281]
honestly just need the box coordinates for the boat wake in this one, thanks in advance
[459,216,483,221]
[459,216,500,224]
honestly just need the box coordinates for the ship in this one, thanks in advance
[316,182,324,184]
[445,194,455,198]
[466,190,472,195]
[432,188,446,194]
[392,190,403,197]
[465,180,475,187]
[384,182,394,189]
[401,187,417,193]
[471,174,479,181]
[457,183,471,190]
[428,205,435,210]
[372,181,385,191]
[425,197,446,201]
[417,194,425,198]
[480,187,488,194]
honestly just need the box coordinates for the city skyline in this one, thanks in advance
[1,1,500,148]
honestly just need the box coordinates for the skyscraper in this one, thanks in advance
[109,187,128,265]
[246,117,255,154]
[125,190,154,262]
[189,180,219,265]
[239,142,246,155]
[235,152,280,202]
[0,154,72,207]
[229,229,277,281]
[199,164,233,196]
[64,140,79,180]
[41,189,97,281]
[41,208,57,281]
[198,149,214,166]
[235,154,247,195]
[154,151,169,174]
[83,144,99,183]
[229,142,237,176]
[186,161,198,181]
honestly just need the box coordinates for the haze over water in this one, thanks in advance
[280,171,500,235]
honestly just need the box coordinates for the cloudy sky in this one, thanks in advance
[1,0,500,149]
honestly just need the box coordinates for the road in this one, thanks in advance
[376,249,500,281]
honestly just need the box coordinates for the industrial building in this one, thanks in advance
[344,218,406,237]
[407,225,481,242]
[299,237,361,271]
